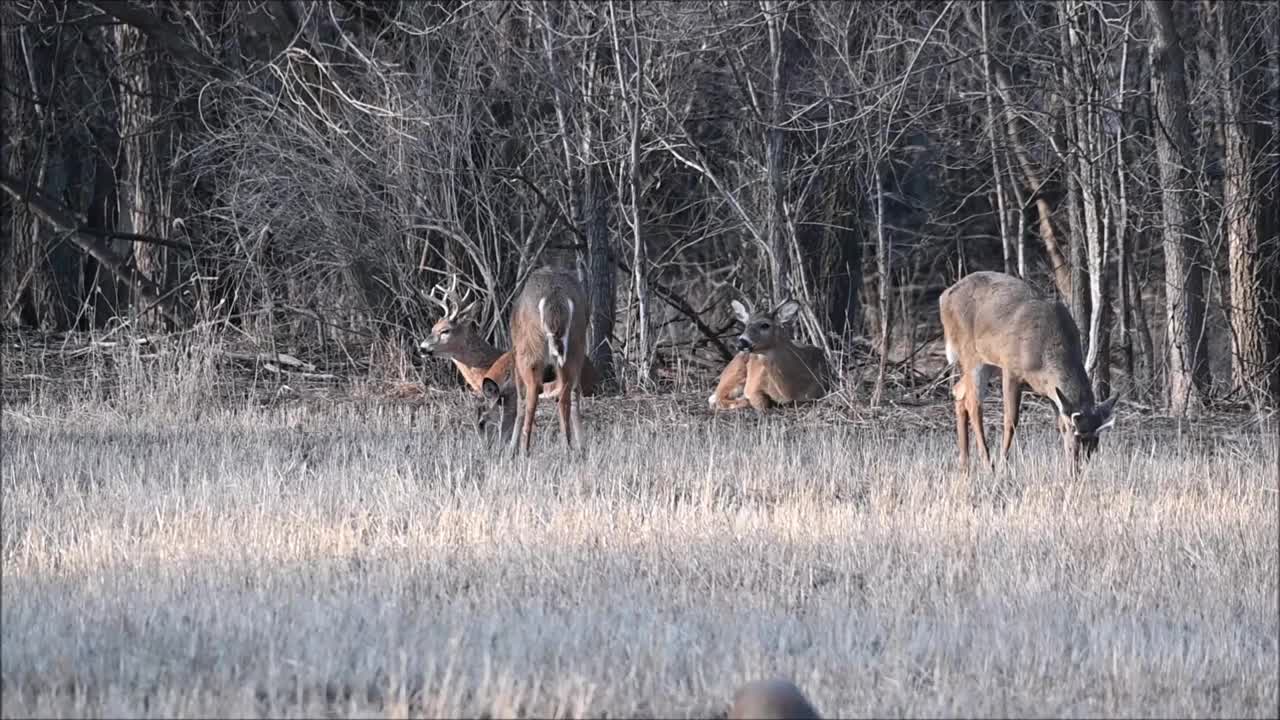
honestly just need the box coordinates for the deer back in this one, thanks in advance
[510,267,589,371]
[749,343,830,402]
[940,271,1092,406]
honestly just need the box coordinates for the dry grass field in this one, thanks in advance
[2,337,1277,718]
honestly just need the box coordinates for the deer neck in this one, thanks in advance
[1042,363,1096,412]
[752,339,798,361]
[447,342,505,392]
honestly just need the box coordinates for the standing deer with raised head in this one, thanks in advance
[708,297,831,412]
[419,274,597,399]
[476,267,588,454]
[939,270,1118,470]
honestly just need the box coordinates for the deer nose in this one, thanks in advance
[736,337,753,352]
[419,338,435,353]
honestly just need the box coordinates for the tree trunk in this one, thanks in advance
[116,20,181,328]
[585,163,614,389]
[611,0,649,385]
[1217,0,1270,405]
[1266,1,1280,402]
[764,0,791,304]
[1,6,80,330]
[1066,0,1110,399]
[1115,31,1135,393]
[1,3,40,326]
[980,2,1012,276]
[871,165,891,407]
[1146,0,1212,413]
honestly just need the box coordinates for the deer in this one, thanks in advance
[419,274,597,399]
[728,679,822,720]
[939,270,1118,471]
[707,297,831,412]
[474,266,589,455]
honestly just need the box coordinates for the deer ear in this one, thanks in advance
[1054,387,1076,416]
[1097,392,1118,416]
[730,300,751,324]
[774,299,801,325]
[1096,392,1118,431]
[482,377,502,401]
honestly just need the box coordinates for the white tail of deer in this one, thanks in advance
[939,271,1118,470]
[477,267,588,455]
[420,273,597,399]
[708,297,831,412]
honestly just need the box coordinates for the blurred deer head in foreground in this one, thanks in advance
[708,297,831,412]
[940,270,1118,471]
[728,678,821,720]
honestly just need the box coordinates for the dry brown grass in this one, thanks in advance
[2,337,1277,718]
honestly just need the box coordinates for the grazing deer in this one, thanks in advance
[707,298,831,412]
[476,267,589,455]
[419,274,597,398]
[728,679,822,720]
[939,270,1118,470]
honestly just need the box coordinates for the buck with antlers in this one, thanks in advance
[475,266,589,454]
[707,297,832,412]
[419,273,596,399]
[939,270,1118,470]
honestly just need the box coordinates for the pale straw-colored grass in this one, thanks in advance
[2,359,1276,718]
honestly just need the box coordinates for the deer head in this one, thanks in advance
[419,274,481,356]
[477,377,518,445]
[1053,387,1118,462]
[731,298,803,353]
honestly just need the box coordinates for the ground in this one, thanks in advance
[1,334,1277,718]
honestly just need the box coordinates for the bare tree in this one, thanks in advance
[1216,0,1275,405]
[1146,0,1211,413]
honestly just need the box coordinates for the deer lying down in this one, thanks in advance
[418,274,597,399]
[474,266,589,455]
[939,270,1118,470]
[708,298,831,412]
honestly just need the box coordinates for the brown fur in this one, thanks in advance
[728,679,821,720]
[939,271,1118,470]
[708,298,830,412]
[481,267,589,455]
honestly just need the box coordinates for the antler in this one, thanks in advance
[427,273,481,322]
[452,278,478,320]
[426,274,459,319]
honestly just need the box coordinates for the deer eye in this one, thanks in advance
[759,322,771,331]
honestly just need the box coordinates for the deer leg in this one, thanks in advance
[506,375,524,454]
[709,353,749,410]
[746,389,774,413]
[570,385,583,449]
[953,377,970,468]
[1000,372,1023,463]
[520,365,542,456]
[968,366,993,468]
[556,372,576,450]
